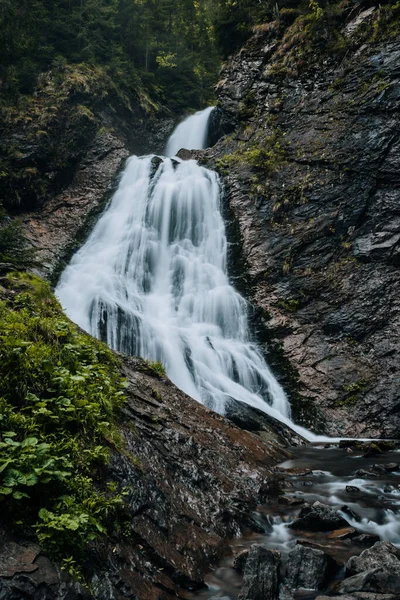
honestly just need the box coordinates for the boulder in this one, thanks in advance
[285,545,336,590]
[346,542,400,576]
[344,542,400,594]
[339,569,390,594]
[239,544,280,600]
[289,501,348,532]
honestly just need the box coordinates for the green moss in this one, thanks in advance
[278,298,299,312]
[335,379,368,407]
[146,360,167,377]
[0,273,129,564]
[216,131,286,178]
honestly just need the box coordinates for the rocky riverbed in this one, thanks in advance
[185,442,400,600]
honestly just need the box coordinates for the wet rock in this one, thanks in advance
[176,148,193,161]
[224,399,306,447]
[201,28,400,439]
[150,156,163,177]
[285,545,336,590]
[278,496,305,507]
[346,542,400,575]
[344,542,400,594]
[233,549,250,572]
[239,544,280,600]
[279,585,294,600]
[327,527,356,540]
[352,534,381,546]
[0,533,91,600]
[339,569,397,594]
[209,597,233,600]
[346,486,361,493]
[354,469,380,479]
[384,463,398,472]
[289,501,348,532]
[341,506,361,522]
[0,356,290,600]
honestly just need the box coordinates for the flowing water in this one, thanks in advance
[56,107,316,440]
[185,444,400,599]
[56,107,400,598]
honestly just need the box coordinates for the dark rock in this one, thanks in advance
[346,542,400,575]
[354,469,380,479]
[200,28,400,439]
[278,496,305,506]
[344,542,400,594]
[0,534,91,600]
[233,549,250,573]
[341,506,361,522]
[239,544,280,600]
[209,597,234,600]
[150,156,163,177]
[0,355,290,600]
[285,545,336,590]
[339,568,400,595]
[384,463,398,472]
[346,486,361,493]
[279,585,294,600]
[289,501,349,532]
[353,534,381,546]
[224,399,306,447]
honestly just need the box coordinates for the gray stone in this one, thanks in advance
[289,501,348,532]
[285,545,334,590]
[346,542,400,577]
[343,542,400,594]
[239,544,280,600]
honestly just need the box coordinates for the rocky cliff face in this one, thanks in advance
[0,64,175,280]
[0,354,290,600]
[201,6,400,438]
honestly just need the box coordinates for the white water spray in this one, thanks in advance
[165,107,214,157]
[56,108,321,441]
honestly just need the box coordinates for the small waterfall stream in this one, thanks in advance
[57,110,323,441]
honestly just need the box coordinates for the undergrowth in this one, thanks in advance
[0,272,129,569]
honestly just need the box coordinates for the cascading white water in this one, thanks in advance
[56,108,319,441]
[165,107,214,157]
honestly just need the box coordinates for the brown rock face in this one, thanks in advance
[0,357,290,600]
[199,27,400,438]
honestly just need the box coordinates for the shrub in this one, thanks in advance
[0,273,129,563]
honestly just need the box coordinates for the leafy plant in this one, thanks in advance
[0,273,129,563]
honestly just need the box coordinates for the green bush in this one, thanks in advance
[0,273,128,562]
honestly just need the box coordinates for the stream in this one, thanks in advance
[186,443,400,599]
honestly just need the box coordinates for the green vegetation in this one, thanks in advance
[336,379,368,407]
[216,131,286,175]
[146,360,167,377]
[0,273,129,565]
[0,0,220,113]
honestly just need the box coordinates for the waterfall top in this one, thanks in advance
[165,107,214,157]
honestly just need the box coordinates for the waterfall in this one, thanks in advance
[165,107,214,157]
[56,108,320,441]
